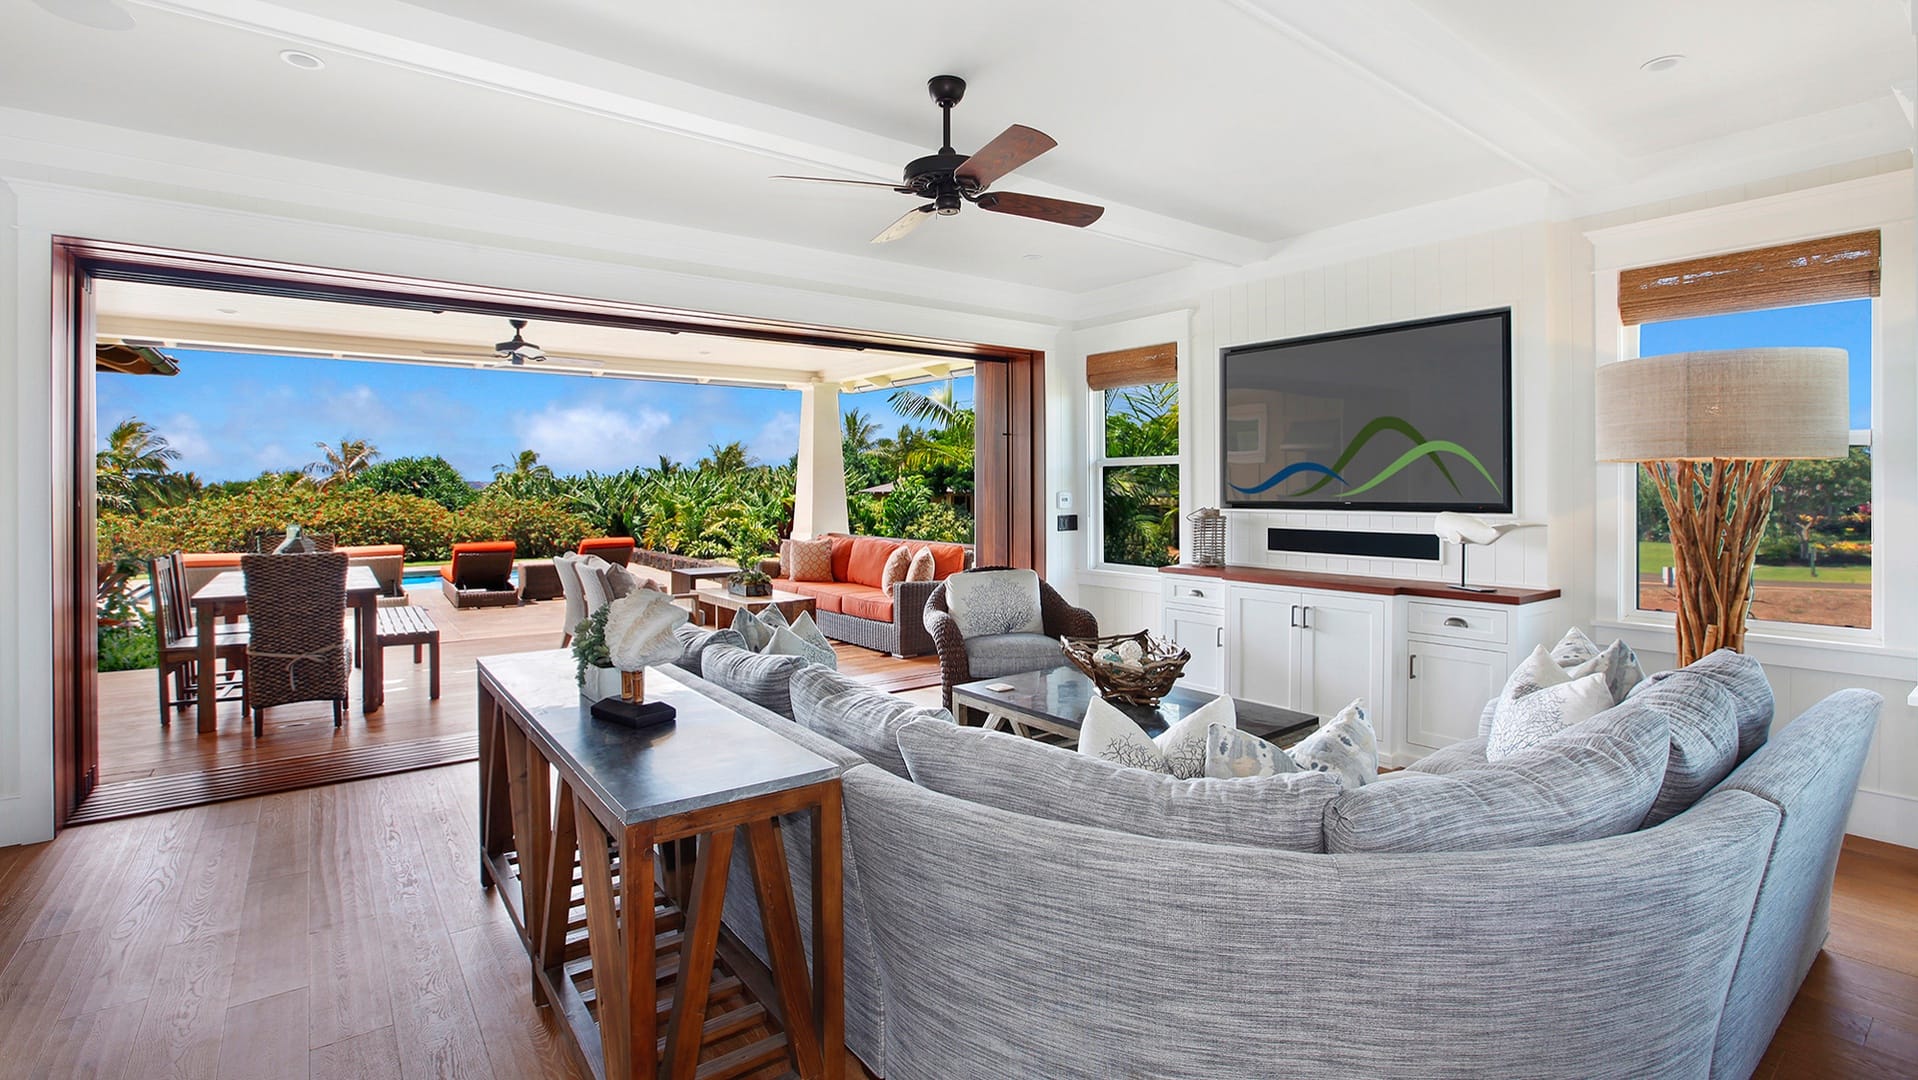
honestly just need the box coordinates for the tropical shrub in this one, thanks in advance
[102,486,456,559]
[99,614,157,673]
[353,455,476,510]
[454,492,594,558]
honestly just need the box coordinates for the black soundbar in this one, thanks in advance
[1267,527,1440,561]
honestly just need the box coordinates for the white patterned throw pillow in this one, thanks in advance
[1487,645,1615,760]
[766,622,836,668]
[1077,694,1235,778]
[1287,700,1379,787]
[944,568,1045,638]
[1552,628,1646,704]
[1204,723,1298,779]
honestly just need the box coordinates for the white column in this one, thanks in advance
[793,381,848,538]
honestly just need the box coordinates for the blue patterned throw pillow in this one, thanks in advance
[1287,700,1379,787]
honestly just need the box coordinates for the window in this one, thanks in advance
[1094,381,1180,567]
[1632,298,1873,629]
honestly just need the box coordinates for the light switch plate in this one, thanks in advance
[1055,491,1073,510]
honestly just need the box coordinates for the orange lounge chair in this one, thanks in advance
[577,536,636,566]
[440,541,521,608]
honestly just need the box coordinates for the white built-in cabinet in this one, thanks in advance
[1160,572,1560,765]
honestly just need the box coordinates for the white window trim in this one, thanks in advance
[1585,170,1915,667]
[1089,383,1181,574]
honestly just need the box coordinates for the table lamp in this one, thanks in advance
[1596,347,1848,665]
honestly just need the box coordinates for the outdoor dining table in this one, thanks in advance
[190,565,385,733]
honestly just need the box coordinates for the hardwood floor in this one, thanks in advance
[3,766,1912,1078]
[88,578,940,819]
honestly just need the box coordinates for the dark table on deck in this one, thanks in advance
[476,651,845,1080]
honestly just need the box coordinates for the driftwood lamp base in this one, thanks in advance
[1644,457,1787,666]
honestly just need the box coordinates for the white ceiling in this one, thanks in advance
[92,280,968,390]
[2,0,1913,301]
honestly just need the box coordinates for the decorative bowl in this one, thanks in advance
[1061,630,1191,706]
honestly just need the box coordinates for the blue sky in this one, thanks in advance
[1639,298,1872,429]
[96,349,971,481]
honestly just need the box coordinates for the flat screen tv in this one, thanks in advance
[1221,309,1512,512]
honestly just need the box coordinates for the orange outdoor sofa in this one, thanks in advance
[765,534,971,657]
[440,541,521,609]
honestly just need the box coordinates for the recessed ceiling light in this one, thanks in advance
[31,0,135,31]
[1021,253,1044,260]
[1640,54,1686,73]
[216,307,239,315]
[279,49,325,70]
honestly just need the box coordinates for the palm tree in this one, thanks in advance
[842,409,880,456]
[96,417,181,513]
[307,437,379,490]
[492,448,554,480]
[886,384,975,470]
[698,441,755,474]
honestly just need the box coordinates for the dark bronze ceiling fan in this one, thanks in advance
[773,75,1105,244]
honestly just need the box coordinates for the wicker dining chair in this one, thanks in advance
[924,566,1098,711]
[241,551,351,736]
[149,553,248,724]
[247,528,337,553]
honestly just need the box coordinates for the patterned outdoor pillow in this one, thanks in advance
[1549,626,1603,666]
[1287,700,1379,787]
[944,568,1044,638]
[1077,694,1234,778]
[778,538,794,578]
[906,546,936,582]
[789,537,834,582]
[880,545,911,593]
[603,561,641,599]
[1487,646,1614,760]
[1204,723,1298,779]
[766,623,836,669]
[788,611,834,656]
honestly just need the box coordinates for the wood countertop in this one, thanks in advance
[1160,564,1561,606]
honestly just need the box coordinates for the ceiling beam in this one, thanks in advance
[1217,0,1624,195]
[132,0,1269,266]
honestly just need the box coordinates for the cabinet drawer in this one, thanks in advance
[1162,577,1224,612]
[1405,601,1508,645]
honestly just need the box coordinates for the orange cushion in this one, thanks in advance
[577,537,636,564]
[827,535,858,582]
[923,542,968,580]
[846,537,901,588]
[840,592,895,624]
[180,552,243,568]
[783,581,870,615]
[338,544,404,558]
[445,541,517,585]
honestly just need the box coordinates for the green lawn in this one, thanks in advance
[1635,541,1871,585]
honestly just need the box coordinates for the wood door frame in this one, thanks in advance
[48,237,1047,827]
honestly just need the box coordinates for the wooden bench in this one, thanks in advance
[374,605,441,699]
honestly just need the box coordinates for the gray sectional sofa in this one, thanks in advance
[665,639,1882,1080]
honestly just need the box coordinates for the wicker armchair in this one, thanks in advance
[242,551,351,736]
[924,566,1097,710]
[247,528,336,553]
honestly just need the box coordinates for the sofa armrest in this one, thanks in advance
[756,557,782,578]
[924,605,970,708]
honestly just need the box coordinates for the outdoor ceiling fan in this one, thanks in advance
[423,319,604,369]
[773,75,1105,244]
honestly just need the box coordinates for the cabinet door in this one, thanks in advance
[1404,640,1505,751]
[1163,607,1224,694]
[1226,588,1299,708]
[1294,593,1387,724]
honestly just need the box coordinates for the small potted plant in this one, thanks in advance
[571,604,622,702]
[726,541,774,598]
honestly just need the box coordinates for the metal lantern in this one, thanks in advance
[1187,507,1226,567]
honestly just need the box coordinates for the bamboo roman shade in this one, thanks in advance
[1618,230,1880,325]
[1086,342,1177,390]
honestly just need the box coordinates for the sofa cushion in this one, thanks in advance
[575,554,613,615]
[790,666,953,777]
[1487,646,1615,760]
[670,624,746,677]
[897,719,1342,853]
[1405,734,1489,776]
[945,568,1045,637]
[1203,723,1298,779]
[1551,628,1647,703]
[553,553,586,637]
[1077,694,1232,778]
[906,547,936,582]
[921,541,968,580]
[700,643,810,718]
[781,580,868,614]
[1636,649,1775,763]
[789,537,834,582]
[961,632,1066,678]
[828,534,859,582]
[769,622,839,669]
[846,537,900,588]
[1286,701,1379,787]
[841,592,895,624]
[1634,670,1740,827]
[879,545,911,593]
[1323,704,1671,854]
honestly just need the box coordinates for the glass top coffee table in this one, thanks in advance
[950,666,1317,747]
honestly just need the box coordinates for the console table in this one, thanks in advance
[477,652,845,1079]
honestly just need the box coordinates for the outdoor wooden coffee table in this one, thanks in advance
[477,652,844,1080]
[190,564,384,733]
[694,587,817,630]
[951,665,1318,747]
[669,564,739,595]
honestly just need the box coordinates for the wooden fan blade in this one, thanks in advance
[871,205,936,244]
[773,175,912,193]
[954,124,1056,191]
[975,191,1104,228]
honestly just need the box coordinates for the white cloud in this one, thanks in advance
[516,403,675,473]
[156,413,217,472]
[750,411,801,464]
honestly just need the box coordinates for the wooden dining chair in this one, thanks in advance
[150,553,248,725]
[241,551,351,737]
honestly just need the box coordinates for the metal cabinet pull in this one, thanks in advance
[1300,605,1312,629]
[1409,654,1419,679]
[1189,588,1205,598]
[1443,616,1469,628]
[1215,625,1224,647]
[1289,605,1301,628]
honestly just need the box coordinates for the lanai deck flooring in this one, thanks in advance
[88,575,939,821]
[0,768,1910,1079]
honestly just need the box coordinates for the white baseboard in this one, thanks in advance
[1847,789,1918,849]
